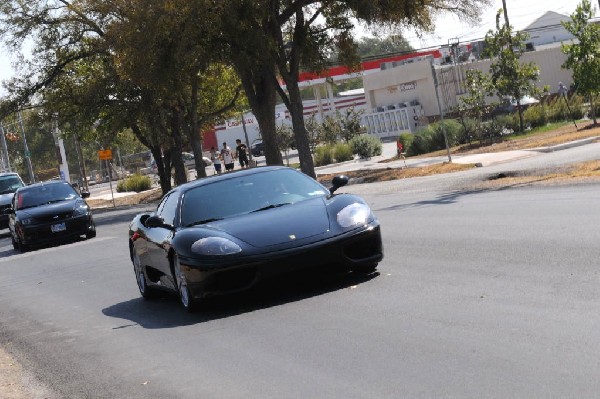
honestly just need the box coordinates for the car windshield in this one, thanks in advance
[0,176,24,195]
[180,168,328,226]
[15,182,78,210]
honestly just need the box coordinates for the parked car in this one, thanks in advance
[0,172,25,229]
[128,166,383,311]
[182,152,212,169]
[151,152,212,173]
[7,180,96,252]
[494,95,540,114]
[250,140,264,157]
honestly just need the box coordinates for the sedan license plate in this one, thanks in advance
[51,222,66,233]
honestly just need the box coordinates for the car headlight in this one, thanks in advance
[191,237,242,256]
[336,203,372,228]
[73,201,90,216]
[21,217,35,226]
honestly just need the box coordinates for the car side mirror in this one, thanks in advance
[329,175,349,195]
[81,191,90,199]
[145,215,173,230]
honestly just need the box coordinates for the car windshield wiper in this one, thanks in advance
[250,203,291,213]
[186,218,224,227]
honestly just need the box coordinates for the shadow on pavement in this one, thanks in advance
[102,268,379,329]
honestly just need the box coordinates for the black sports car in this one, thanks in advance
[128,166,383,311]
[7,180,96,252]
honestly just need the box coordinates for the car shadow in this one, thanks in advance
[102,269,379,329]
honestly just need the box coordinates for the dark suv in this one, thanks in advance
[0,172,25,229]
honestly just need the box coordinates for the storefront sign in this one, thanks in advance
[400,82,417,92]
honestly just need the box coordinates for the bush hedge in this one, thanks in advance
[117,174,152,193]
[333,143,354,162]
[349,134,382,159]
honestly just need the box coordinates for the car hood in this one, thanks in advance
[0,192,14,206]
[208,197,330,247]
[18,200,79,218]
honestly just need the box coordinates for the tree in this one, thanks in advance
[459,69,491,142]
[218,0,488,178]
[562,0,600,125]
[356,35,413,59]
[484,10,541,133]
[0,0,243,194]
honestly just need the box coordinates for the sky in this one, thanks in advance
[0,0,592,91]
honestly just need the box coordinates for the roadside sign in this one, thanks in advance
[98,149,113,160]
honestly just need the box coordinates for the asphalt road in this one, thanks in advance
[1,144,600,398]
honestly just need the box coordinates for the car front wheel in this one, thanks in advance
[173,255,198,312]
[132,250,158,299]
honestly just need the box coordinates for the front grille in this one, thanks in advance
[36,211,74,224]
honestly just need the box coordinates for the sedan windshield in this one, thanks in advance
[0,176,24,195]
[181,169,328,226]
[15,183,78,210]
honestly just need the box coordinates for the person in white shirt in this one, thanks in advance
[210,147,222,174]
[221,142,235,171]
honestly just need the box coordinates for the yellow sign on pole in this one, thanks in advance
[98,149,112,160]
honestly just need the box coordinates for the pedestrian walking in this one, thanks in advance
[235,139,249,169]
[221,142,235,172]
[210,147,222,174]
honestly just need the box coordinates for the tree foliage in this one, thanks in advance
[484,9,541,132]
[562,0,600,125]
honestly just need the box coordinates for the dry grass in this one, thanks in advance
[318,162,475,184]
[359,122,600,186]
[424,121,600,158]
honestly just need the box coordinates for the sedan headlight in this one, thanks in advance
[21,217,35,226]
[336,203,372,228]
[191,237,242,256]
[73,201,90,216]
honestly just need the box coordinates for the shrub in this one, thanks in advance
[313,145,335,166]
[333,143,353,162]
[117,174,152,193]
[349,134,382,159]
[406,131,433,156]
[398,133,414,151]
[523,104,547,128]
[406,119,462,156]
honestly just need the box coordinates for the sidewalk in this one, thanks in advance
[88,137,599,202]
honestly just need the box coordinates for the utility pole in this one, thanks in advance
[17,111,35,184]
[0,122,11,172]
[430,58,452,163]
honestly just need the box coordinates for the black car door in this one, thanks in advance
[145,192,180,278]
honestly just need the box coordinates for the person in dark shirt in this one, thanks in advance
[235,139,249,169]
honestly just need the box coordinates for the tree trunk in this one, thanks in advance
[170,106,187,186]
[590,95,597,125]
[188,76,207,178]
[235,62,283,166]
[516,100,524,133]
[284,78,316,178]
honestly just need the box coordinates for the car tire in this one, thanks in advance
[11,235,19,251]
[352,263,378,274]
[173,255,198,312]
[86,229,97,239]
[132,250,158,299]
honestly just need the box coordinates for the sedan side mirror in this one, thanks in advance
[329,175,349,195]
[81,191,90,199]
